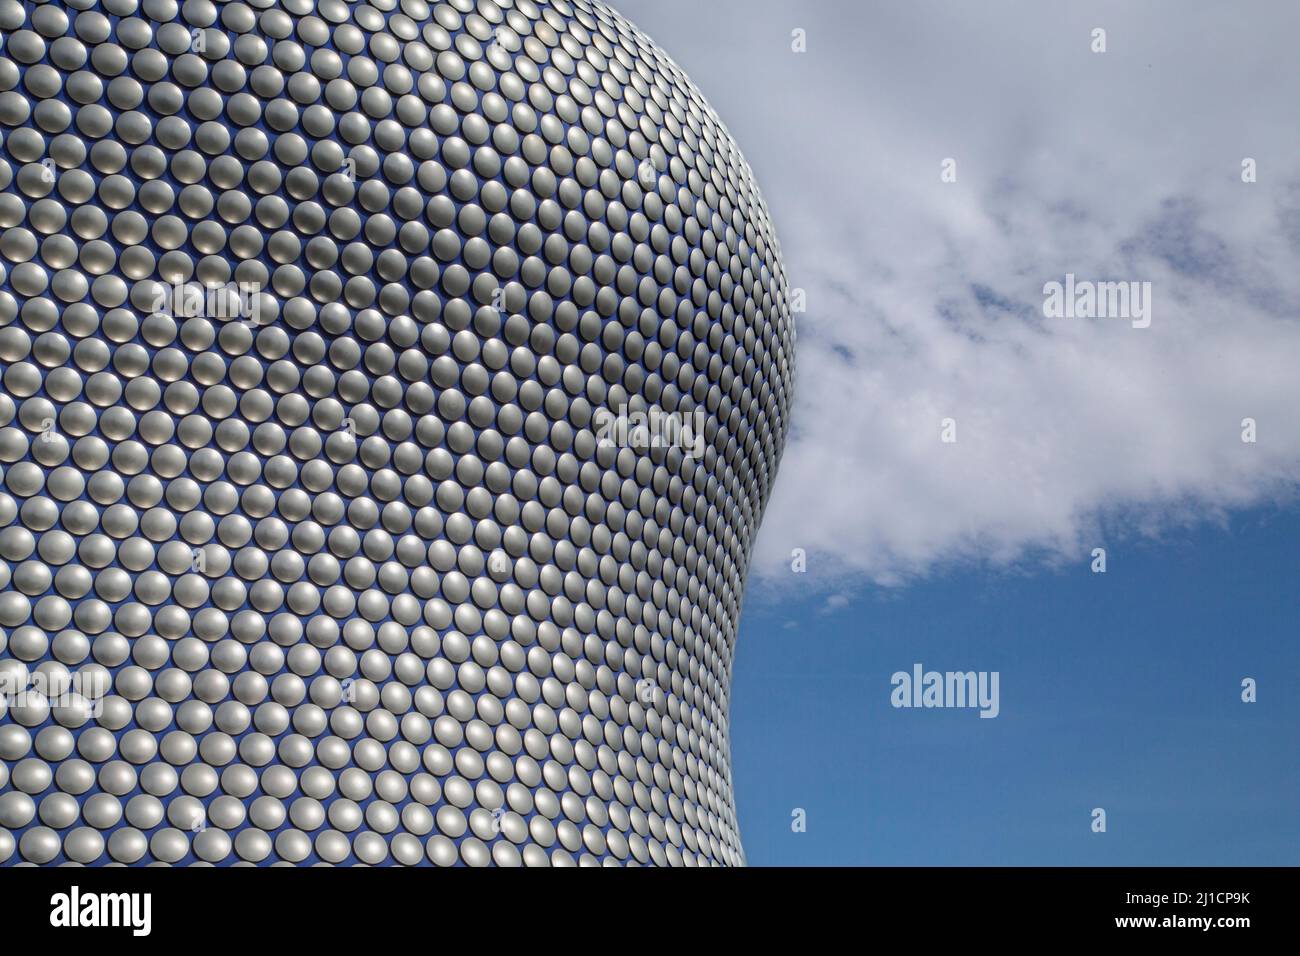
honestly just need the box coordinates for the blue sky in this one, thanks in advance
[732,507,1300,865]
[618,0,1300,866]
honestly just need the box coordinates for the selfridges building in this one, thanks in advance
[0,0,794,866]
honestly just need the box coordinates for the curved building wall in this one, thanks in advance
[0,0,794,866]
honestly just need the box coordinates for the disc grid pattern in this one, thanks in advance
[0,0,794,866]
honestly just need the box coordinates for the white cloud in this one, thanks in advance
[622,0,1300,587]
